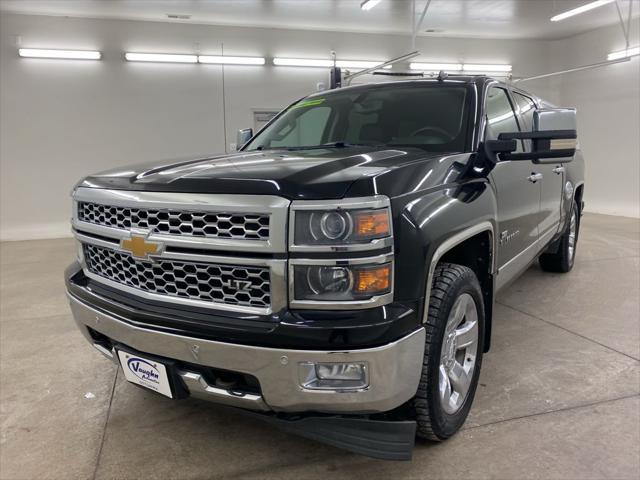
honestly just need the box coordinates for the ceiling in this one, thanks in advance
[1,0,637,40]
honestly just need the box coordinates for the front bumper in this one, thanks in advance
[68,293,425,414]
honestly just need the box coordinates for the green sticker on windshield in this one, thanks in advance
[291,98,325,109]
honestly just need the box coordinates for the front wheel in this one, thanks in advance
[413,263,485,441]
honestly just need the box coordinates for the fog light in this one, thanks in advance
[298,362,369,390]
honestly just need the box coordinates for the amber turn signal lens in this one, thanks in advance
[355,211,390,237]
[355,265,391,294]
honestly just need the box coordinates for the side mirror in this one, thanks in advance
[482,139,517,165]
[499,108,578,164]
[469,108,577,177]
[236,128,253,150]
[498,129,577,163]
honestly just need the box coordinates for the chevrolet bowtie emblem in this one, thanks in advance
[120,235,162,260]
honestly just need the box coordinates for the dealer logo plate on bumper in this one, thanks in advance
[117,350,173,398]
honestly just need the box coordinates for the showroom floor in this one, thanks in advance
[1,213,638,480]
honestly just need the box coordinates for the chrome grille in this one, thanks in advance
[83,244,271,309]
[78,202,270,240]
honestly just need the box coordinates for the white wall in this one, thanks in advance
[548,23,640,218]
[0,12,636,240]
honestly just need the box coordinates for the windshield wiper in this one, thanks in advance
[384,143,440,151]
[279,142,382,151]
[250,142,383,152]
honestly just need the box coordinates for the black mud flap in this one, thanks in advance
[240,409,416,461]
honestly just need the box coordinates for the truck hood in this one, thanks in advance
[78,147,449,200]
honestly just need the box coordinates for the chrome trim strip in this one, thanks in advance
[289,236,395,253]
[75,230,287,315]
[69,293,426,413]
[93,343,116,361]
[73,221,278,253]
[495,239,538,292]
[495,226,557,292]
[178,371,270,411]
[288,253,394,310]
[74,231,276,267]
[290,195,390,211]
[73,188,290,253]
[539,220,561,244]
[423,222,495,324]
[288,195,393,253]
[298,361,370,391]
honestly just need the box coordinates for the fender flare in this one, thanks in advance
[421,221,496,325]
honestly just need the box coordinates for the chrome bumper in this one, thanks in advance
[68,294,425,414]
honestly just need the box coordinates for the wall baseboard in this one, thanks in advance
[0,224,73,242]
[583,204,640,219]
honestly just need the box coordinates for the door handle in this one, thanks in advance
[527,173,543,183]
[553,166,565,174]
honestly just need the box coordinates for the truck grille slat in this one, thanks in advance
[83,244,271,309]
[78,202,270,240]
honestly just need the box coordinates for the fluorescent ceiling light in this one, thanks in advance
[550,0,614,22]
[410,62,463,72]
[463,64,512,72]
[361,0,382,11]
[274,58,333,67]
[607,46,640,60]
[125,52,197,63]
[198,55,265,65]
[18,48,101,60]
[273,58,390,69]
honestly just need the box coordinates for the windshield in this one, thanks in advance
[244,84,471,152]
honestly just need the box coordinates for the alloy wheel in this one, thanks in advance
[438,293,479,415]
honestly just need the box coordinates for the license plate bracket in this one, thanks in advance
[116,346,189,399]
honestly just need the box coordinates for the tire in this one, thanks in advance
[539,200,580,273]
[413,263,485,441]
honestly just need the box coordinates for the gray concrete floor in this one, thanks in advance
[1,213,639,480]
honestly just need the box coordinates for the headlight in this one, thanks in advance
[290,196,392,250]
[289,196,394,309]
[294,208,390,245]
[294,263,391,301]
[290,254,394,308]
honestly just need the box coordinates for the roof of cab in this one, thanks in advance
[305,75,496,98]
[303,75,551,108]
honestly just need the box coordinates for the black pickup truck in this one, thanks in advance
[65,76,584,460]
